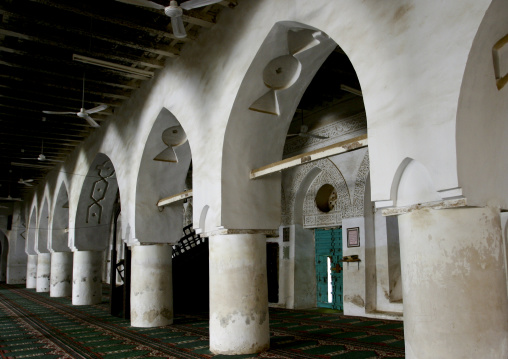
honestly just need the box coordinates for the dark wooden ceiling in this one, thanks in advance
[0,0,236,200]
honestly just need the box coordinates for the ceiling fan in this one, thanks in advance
[18,178,34,187]
[115,0,224,38]
[21,140,64,163]
[42,75,108,127]
[287,111,329,140]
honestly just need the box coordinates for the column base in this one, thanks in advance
[36,253,51,292]
[209,233,270,354]
[399,206,508,358]
[50,252,73,297]
[130,244,173,328]
[72,251,102,305]
[26,255,37,289]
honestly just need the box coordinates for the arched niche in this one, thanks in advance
[221,21,341,230]
[26,206,37,255]
[51,182,70,252]
[456,0,508,209]
[37,199,50,254]
[74,153,119,251]
[392,158,442,207]
[134,108,192,245]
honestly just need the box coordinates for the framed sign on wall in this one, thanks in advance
[347,227,360,247]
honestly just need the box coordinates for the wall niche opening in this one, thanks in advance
[315,184,337,213]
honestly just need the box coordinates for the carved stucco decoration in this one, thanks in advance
[284,112,367,156]
[183,198,193,228]
[281,150,370,228]
[87,160,115,225]
[281,161,315,226]
[351,151,370,217]
[303,159,349,227]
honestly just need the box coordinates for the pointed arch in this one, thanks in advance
[26,204,37,255]
[73,153,119,251]
[50,182,70,252]
[221,21,338,230]
[37,198,50,254]
[134,107,192,244]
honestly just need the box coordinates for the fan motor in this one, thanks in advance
[165,4,183,17]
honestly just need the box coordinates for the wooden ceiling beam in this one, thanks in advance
[0,85,123,110]
[2,132,82,143]
[0,90,118,113]
[0,76,131,101]
[0,19,179,59]
[0,55,146,86]
[29,0,192,42]
[0,110,92,128]
[0,118,91,133]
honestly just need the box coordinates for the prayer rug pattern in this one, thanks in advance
[0,284,404,358]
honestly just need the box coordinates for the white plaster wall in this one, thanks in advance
[50,183,70,253]
[19,0,492,248]
[37,199,50,254]
[457,0,508,209]
[342,217,366,317]
[293,224,316,309]
[25,205,37,256]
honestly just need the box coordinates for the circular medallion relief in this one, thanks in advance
[263,55,301,90]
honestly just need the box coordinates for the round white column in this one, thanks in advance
[36,253,51,292]
[26,254,37,289]
[398,206,508,359]
[130,244,173,327]
[72,251,102,305]
[209,233,270,355]
[50,252,73,297]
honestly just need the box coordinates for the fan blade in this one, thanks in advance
[85,104,108,114]
[114,0,165,10]
[171,15,187,38]
[84,114,100,128]
[0,197,22,202]
[24,179,34,183]
[300,133,329,140]
[22,183,33,187]
[180,0,222,10]
[286,134,299,138]
[43,111,77,115]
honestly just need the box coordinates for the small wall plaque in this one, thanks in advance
[347,227,360,247]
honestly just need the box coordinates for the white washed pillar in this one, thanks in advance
[50,252,73,297]
[209,233,269,354]
[36,253,50,292]
[130,244,173,327]
[26,254,37,288]
[72,251,102,305]
[398,206,508,358]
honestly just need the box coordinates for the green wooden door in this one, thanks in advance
[315,228,343,310]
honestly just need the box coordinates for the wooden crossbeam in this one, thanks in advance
[250,135,368,179]
[157,190,193,207]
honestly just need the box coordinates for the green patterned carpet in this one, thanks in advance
[0,284,404,358]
